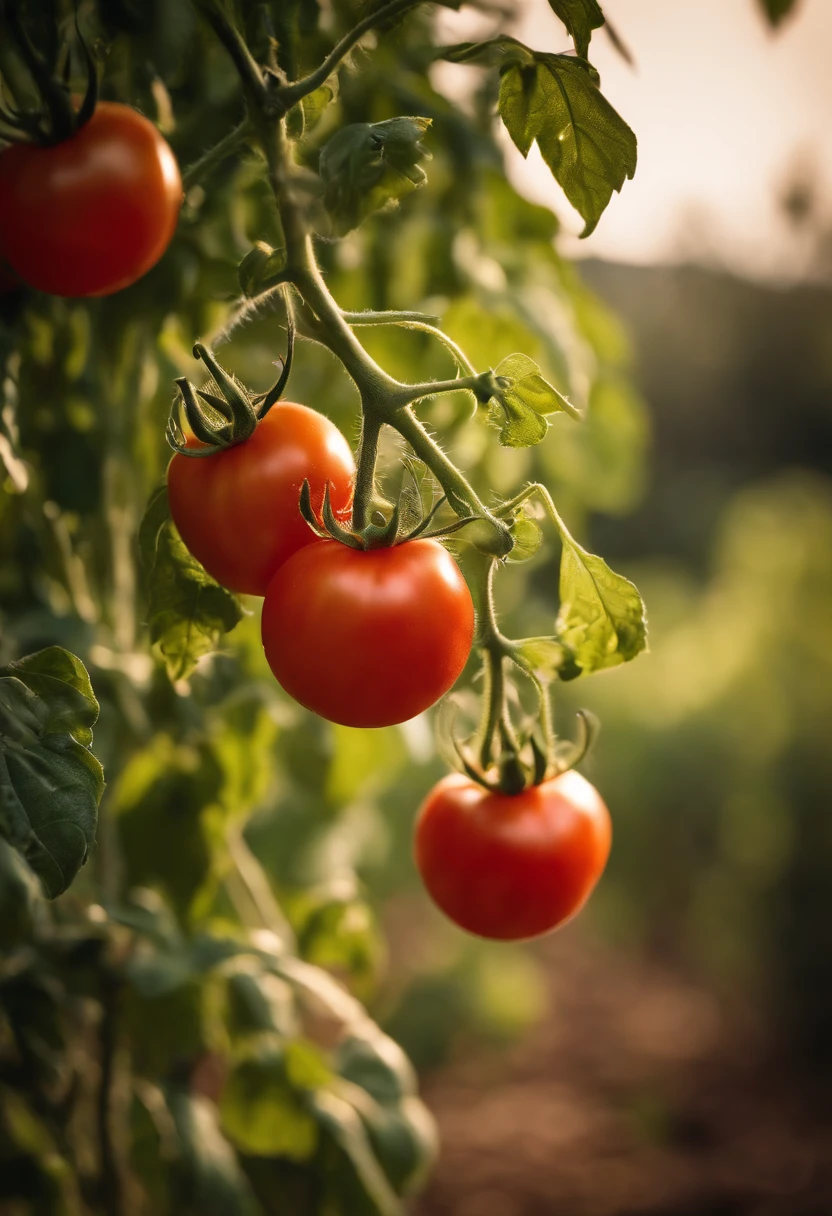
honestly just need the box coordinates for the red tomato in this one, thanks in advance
[414,769,611,940]
[261,538,475,728]
[167,403,355,596]
[0,103,182,297]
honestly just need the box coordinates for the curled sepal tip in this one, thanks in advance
[165,336,293,459]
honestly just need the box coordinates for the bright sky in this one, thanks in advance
[436,0,832,280]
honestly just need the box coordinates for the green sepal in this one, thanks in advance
[322,485,364,550]
[552,709,598,774]
[192,344,257,442]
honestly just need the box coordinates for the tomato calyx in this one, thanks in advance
[0,3,98,147]
[448,704,598,796]
[297,457,485,552]
[166,326,295,458]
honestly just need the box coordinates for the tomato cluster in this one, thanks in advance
[169,404,611,941]
[167,403,475,729]
[0,103,182,298]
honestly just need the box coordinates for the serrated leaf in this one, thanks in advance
[547,0,605,59]
[759,0,799,24]
[237,243,288,299]
[555,532,647,674]
[488,352,577,447]
[0,647,102,898]
[142,500,243,680]
[499,57,636,237]
[320,117,432,235]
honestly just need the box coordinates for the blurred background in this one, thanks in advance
[2,0,831,1213]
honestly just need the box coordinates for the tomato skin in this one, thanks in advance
[167,403,355,596]
[261,538,475,728]
[0,103,182,297]
[414,770,611,941]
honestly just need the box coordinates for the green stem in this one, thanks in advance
[352,411,383,532]
[279,0,427,110]
[201,4,512,553]
[194,0,267,104]
[182,118,252,190]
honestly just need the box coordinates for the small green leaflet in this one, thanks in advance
[488,352,578,448]
[759,0,799,24]
[547,0,605,59]
[0,647,103,897]
[237,242,288,298]
[555,529,647,675]
[320,117,432,235]
[499,55,636,236]
[140,487,243,681]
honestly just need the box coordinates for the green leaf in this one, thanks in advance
[554,529,647,675]
[499,56,636,237]
[312,1089,403,1216]
[488,352,578,448]
[350,1093,438,1197]
[0,647,103,898]
[512,636,573,682]
[505,513,543,562]
[759,0,799,24]
[112,735,225,922]
[167,1091,261,1216]
[220,1046,321,1160]
[141,495,243,681]
[547,0,605,59]
[320,117,432,235]
[335,1033,417,1106]
[301,79,338,132]
[0,837,41,948]
[237,243,289,299]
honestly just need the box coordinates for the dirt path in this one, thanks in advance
[413,932,832,1216]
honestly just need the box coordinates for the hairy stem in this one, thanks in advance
[279,0,427,110]
[182,118,252,190]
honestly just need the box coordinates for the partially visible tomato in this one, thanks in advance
[414,769,611,940]
[168,403,355,596]
[0,103,182,297]
[261,538,475,728]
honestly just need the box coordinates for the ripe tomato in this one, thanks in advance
[167,403,355,596]
[0,103,182,297]
[261,538,475,728]
[414,769,611,940]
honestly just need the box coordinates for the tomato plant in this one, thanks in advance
[0,102,182,297]
[414,770,612,941]
[168,401,355,596]
[261,538,475,727]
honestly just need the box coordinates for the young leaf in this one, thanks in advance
[554,532,647,674]
[237,242,289,299]
[0,647,103,898]
[499,56,636,237]
[140,492,243,681]
[488,352,578,448]
[547,0,605,59]
[320,117,432,235]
